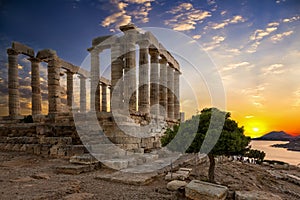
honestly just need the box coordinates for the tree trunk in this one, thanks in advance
[208,153,215,183]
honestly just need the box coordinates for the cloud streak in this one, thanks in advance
[165,3,211,31]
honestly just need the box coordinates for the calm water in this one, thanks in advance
[250,140,300,166]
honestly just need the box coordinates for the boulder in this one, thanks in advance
[167,180,187,191]
[185,180,228,200]
[235,191,282,200]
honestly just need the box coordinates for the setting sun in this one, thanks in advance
[252,127,259,132]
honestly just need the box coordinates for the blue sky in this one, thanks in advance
[0,0,300,137]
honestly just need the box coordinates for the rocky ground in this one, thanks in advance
[0,151,299,200]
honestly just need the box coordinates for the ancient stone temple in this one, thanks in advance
[0,24,181,170]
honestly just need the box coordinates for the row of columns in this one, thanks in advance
[89,39,180,121]
[7,48,110,119]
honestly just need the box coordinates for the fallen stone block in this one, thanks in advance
[167,180,187,191]
[165,172,189,181]
[185,180,228,200]
[235,190,282,200]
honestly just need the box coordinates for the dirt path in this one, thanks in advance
[0,151,299,200]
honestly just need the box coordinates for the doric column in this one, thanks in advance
[95,83,101,112]
[101,83,107,112]
[167,64,174,119]
[48,57,61,115]
[79,75,86,113]
[89,48,100,112]
[66,70,74,110]
[124,33,136,113]
[149,48,160,117]
[7,48,20,118]
[111,38,124,111]
[138,40,150,114]
[174,70,180,120]
[159,57,168,118]
[29,57,42,115]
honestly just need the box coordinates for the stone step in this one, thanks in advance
[70,153,100,165]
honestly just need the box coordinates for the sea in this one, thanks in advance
[250,140,300,166]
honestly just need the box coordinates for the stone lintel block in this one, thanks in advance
[185,180,228,200]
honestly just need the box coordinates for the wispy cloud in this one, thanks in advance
[241,84,267,108]
[270,30,293,43]
[207,15,245,30]
[222,61,253,71]
[246,21,279,53]
[262,63,284,75]
[202,35,225,51]
[101,0,153,30]
[165,3,211,31]
[282,15,300,23]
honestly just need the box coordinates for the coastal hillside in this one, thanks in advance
[253,131,298,141]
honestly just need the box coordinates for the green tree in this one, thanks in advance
[162,108,251,182]
[245,149,266,163]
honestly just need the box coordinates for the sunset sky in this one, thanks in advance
[0,0,300,138]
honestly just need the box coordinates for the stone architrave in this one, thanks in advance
[29,57,42,115]
[149,48,160,117]
[79,75,86,113]
[174,70,180,120]
[111,39,124,111]
[123,31,137,113]
[66,70,74,110]
[89,48,100,112]
[159,57,168,118]
[47,57,61,115]
[7,48,20,118]
[167,64,174,120]
[138,40,150,114]
[101,83,107,112]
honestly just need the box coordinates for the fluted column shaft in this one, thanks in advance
[90,48,100,112]
[111,39,124,111]
[174,70,180,120]
[150,49,160,117]
[66,71,74,110]
[48,58,61,114]
[7,48,20,118]
[124,34,136,113]
[138,41,150,114]
[159,58,168,118]
[167,64,174,119]
[79,75,86,113]
[29,58,42,115]
[101,83,107,112]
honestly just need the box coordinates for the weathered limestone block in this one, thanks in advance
[165,172,189,181]
[12,41,34,57]
[167,180,187,191]
[185,180,228,200]
[235,191,282,200]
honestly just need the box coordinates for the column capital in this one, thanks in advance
[7,48,18,56]
[66,70,74,75]
[159,57,168,64]
[149,48,159,57]
[28,57,41,63]
[137,40,150,49]
[78,74,87,79]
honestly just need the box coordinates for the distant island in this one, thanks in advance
[253,131,300,152]
[252,131,298,141]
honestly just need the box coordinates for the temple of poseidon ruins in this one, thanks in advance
[0,24,183,170]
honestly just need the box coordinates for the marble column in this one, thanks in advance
[138,41,150,114]
[66,70,74,110]
[101,83,107,112]
[89,48,100,112]
[149,48,160,117]
[48,58,61,115]
[29,57,42,115]
[111,39,124,111]
[124,35,136,113]
[7,48,20,118]
[79,75,86,113]
[159,57,168,118]
[167,64,174,120]
[174,70,180,120]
